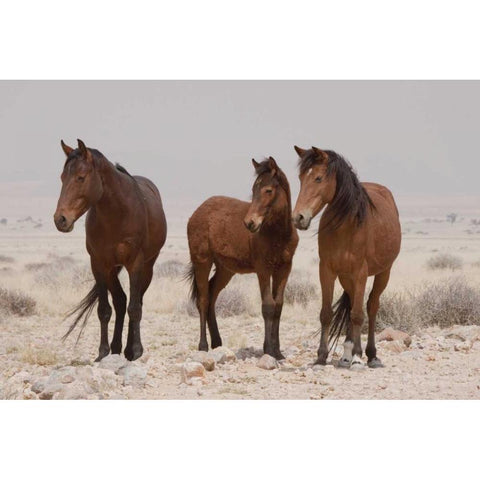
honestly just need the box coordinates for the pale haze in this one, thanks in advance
[0,81,479,222]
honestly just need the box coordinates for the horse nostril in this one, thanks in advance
[297,214,304,223]
[59,215,66,225]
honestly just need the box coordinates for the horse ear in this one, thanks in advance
[60,140,73,157]
[77,139,93,164]
[312,146,328,163]
[268,156,278,176]
[252,158,261,172]
[294,145,306,157]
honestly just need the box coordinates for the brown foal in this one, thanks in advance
[187,157,298,359]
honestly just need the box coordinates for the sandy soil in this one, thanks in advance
[1,207,480,400]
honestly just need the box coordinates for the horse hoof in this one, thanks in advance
[275,352,286,361]
[350,362,366,371]
[124,345,143,361]
[337,357,351,369]
[95,349,110,362]
[314,358,327,366]
[367,357,384,369]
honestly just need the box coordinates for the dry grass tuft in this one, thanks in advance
[154,259,186,278]
[0,255,15,263]
[284,275,316,307]
[0,288,36,316]
[426,253,463,271]
[377,277,480,332]
[19,345,58,365]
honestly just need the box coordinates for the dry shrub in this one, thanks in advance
[472,260,480,268]
[0,288,36,316]
[19,345,58,365]
[377,277,480,332]
[415,277,480,328]
[180,288,248,317]
[25,262,49,272]
[154,259,185,278]
[0,255,15,263]
[33,262,91,288]
[426,253,463,271]
[216,289,249,317]
[284,276,316,307]
[376,291,416,332]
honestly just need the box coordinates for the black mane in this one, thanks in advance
[65,149,132,177]
[298,149,374,230]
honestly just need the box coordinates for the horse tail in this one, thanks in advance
[61,283,99,344]
[328,291,351,353]
[185,263,198,304]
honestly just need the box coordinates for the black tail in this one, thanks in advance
[328,291,351,353]
[61,284,99,344]
[184,263,198,304]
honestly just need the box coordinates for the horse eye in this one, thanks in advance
[77,176,85,183]
[315,177,322,183]
[265,188,273,194]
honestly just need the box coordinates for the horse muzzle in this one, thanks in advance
[243,218,262,233]
[54,213,75,233]
[293,211,312,230]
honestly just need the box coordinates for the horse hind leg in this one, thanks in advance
[192,260,213,352]
[207,265,234,349]
[95,283,112,362]
[109,267,127,355]
[366,269,391,368]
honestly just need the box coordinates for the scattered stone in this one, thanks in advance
[285,346,300,357]
[31,378,48,394]
[382,340,407,354]
[188,351,216,371]
[211,346,236,364]
[377,327,412,347]
[118,363,148,387]
[350,363,366,372]
[181,362,206,384]
[56,383,90,400]
[97,354,128,373]
[257,354,278,370]
[454,341,472,353]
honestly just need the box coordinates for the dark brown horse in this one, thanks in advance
[54,139,167,361]
[292,146,401,368]
[187,157,298,359]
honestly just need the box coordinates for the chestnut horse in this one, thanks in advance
[292,146,401,368]
[54,139,167,361]
[187,157,298,359]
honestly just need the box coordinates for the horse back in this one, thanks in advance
[188,196,253,271]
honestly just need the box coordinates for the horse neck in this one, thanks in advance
[262,188,293,238]
[93,157,137,218]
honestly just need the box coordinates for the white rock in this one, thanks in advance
[181,362,206,384]
[188,351,216,371]
[211,346,236,364]
[97,354,128,373]
[257,354,278,370]
[118,363,148,387]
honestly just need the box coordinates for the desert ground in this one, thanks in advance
[1,197,480,400]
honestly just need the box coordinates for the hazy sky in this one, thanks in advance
[1,81,479,215]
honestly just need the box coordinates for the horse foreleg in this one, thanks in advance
[366,268,391,368]
[91,260,112,362]
[316,261,337,365]
[350,264,368,368]
[124,255,153,361]
[271,264,292,360]
[257,272,276,358]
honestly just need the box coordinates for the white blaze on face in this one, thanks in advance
[307,168,313,176]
